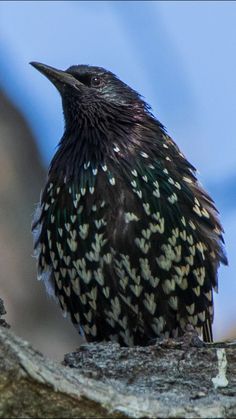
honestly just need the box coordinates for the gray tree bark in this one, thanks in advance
[0,298,236,418]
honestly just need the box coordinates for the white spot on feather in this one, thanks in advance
[32,203,43,258]
[125,212,139,223]
[109,177,116,185]
[92,168,97,176]
[140,151,148,158]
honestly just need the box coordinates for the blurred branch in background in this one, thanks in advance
[0,89,80,358]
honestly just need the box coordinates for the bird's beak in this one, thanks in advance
[30,62,82,90]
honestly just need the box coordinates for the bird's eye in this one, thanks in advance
[91,76,103,88]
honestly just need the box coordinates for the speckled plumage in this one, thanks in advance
[31,62,227,345]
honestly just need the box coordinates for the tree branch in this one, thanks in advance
[0,299,236,418]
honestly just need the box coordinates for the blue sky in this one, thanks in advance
[0,1,235,338]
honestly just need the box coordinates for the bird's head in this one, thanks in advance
[30,62,148,129]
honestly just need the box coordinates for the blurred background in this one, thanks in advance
[0,1,235,359]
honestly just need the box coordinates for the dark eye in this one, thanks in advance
[91,76,103,88]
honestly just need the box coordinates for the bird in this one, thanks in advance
[31,61,227,346]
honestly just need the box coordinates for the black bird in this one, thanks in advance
[31,62,227,345]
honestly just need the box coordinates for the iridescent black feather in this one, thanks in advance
[31,62,227,345]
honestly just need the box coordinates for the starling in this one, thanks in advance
[31,62,227,346]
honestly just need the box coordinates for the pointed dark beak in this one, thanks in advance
[30,62,82,90]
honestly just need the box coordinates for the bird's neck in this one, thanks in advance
[48,111,165,183]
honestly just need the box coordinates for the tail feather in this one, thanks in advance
[203,318,213,342]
